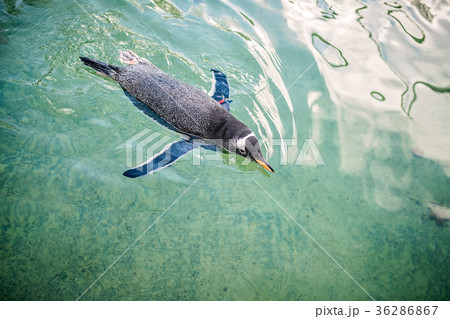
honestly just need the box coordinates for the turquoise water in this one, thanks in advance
[1,0,449,300]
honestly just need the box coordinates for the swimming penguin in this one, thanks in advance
[120,68,229,177]
[79,50,274,175]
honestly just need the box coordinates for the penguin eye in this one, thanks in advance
[236,136,249,154]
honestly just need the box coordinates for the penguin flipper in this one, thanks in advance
[123,68,231,178]
[123,139,199,178]
[209,69,232,111]
[201,144,218,152]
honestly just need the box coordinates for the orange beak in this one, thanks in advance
[255,158,274,173]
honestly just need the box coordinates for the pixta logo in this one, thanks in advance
[125,129,325,169]
[125,129,172,168]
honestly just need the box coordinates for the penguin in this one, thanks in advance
[79,50,274,175]
[120,69,227,177]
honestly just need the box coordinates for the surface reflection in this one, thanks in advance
[388,9,425,43]
[312,33,348,67]
[1,0,449,301]
[190,0,299,162]
[317,0,338,20]
[282,0,450,207]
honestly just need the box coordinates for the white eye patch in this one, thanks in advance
[236,133,256,152]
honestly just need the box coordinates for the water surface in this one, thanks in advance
[0,0,449,300]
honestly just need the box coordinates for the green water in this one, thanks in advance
[1,0,449,300]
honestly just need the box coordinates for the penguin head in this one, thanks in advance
[232,133,274,173]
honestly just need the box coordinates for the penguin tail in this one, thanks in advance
[79,56,122,79]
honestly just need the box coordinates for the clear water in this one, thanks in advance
[1,0,449,300]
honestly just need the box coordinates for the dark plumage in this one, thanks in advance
[79,51,273,172]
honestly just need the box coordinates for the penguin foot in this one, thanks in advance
[119,49,141,65]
